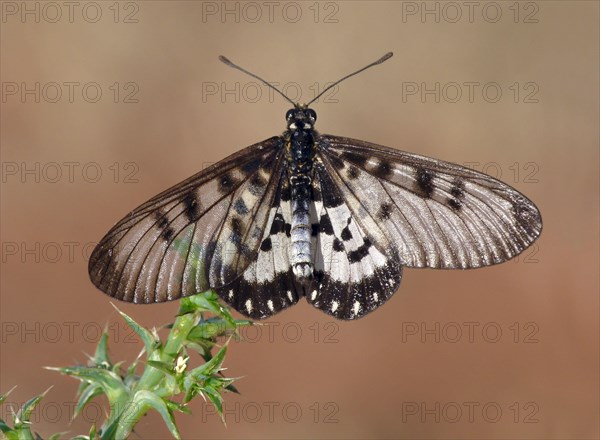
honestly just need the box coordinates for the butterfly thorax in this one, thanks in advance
[284,107,318,285]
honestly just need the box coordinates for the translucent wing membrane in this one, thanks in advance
[89,49,543,321]
[214,182,305,319]
[88,137,285,303]
[89,130,542,321]
[307,164,402,319]
[318,135,542,269]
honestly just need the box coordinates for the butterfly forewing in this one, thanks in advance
[88,137,285,303]
[318,135,542,269]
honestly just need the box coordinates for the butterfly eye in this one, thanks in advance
[285,109,295,121]
[307,109,317,122]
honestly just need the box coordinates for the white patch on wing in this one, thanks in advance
[315,202,389,283]
[240,202,292,285]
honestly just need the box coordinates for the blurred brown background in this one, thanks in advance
[1,1,598,439]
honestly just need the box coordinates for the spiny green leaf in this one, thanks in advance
[188,343,228,379]
[18,388,51,423]
[74,383,103,420]
[185,341,210,357]
[0,386,16,405]
[165,400,191,415]
[0,419,16,435]
[49,366,128,408]
[115,390,181,440]
[183,343,230,404]
[111,304,158,353]
[92,332,110,366]
[202,385,225,421]
[179,292,235,328]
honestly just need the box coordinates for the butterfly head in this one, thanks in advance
[286,107,317,131]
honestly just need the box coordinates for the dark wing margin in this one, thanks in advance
[317,135,542,269]
[88,136,285,303]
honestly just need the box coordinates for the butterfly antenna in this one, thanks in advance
[219,55,296,107]
[306,52,393,107]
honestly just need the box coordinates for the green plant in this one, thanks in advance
[1,291,252,440]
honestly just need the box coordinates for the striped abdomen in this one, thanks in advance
[290,174,313,283]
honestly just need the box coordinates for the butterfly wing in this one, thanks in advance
[306,164,402,320]
[317,135,542,269]
[88,136,286,303]
[214,180,305,320]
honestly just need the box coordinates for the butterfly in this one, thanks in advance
[88,52,542,320]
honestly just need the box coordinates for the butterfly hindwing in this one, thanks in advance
[88,137,285,303]
[318,135,542,269]
[215,180,303,319]
[307,163,402,320]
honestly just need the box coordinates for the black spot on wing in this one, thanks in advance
[373,161,393,179]
[415,167,434,198]
[311,223,320,236]
[233,198,249,215]
[249,173,267,196]
[448,197,462,211]
[329,154,345,170]
[154,211,169,230]
[260,237,272,252]
[319,213,334,235]
[241,157,262,175]
[230,217,243,237]
[270,213,286,234]
[154,211,177,241]
[279,183,291,202]
[161,226,176,241]
[259,157,275,172]
[341,225,352,241]
[340,151,367,167]
[377,202,393,220]
[182,192,201,221]
[332,237,344,252]
[219,173,237,193]
[348,238,372,263]
[346,165,360,180]
[451,185,465,199]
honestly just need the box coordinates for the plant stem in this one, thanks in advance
[101,309,198,439]
[134,309,197,392]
